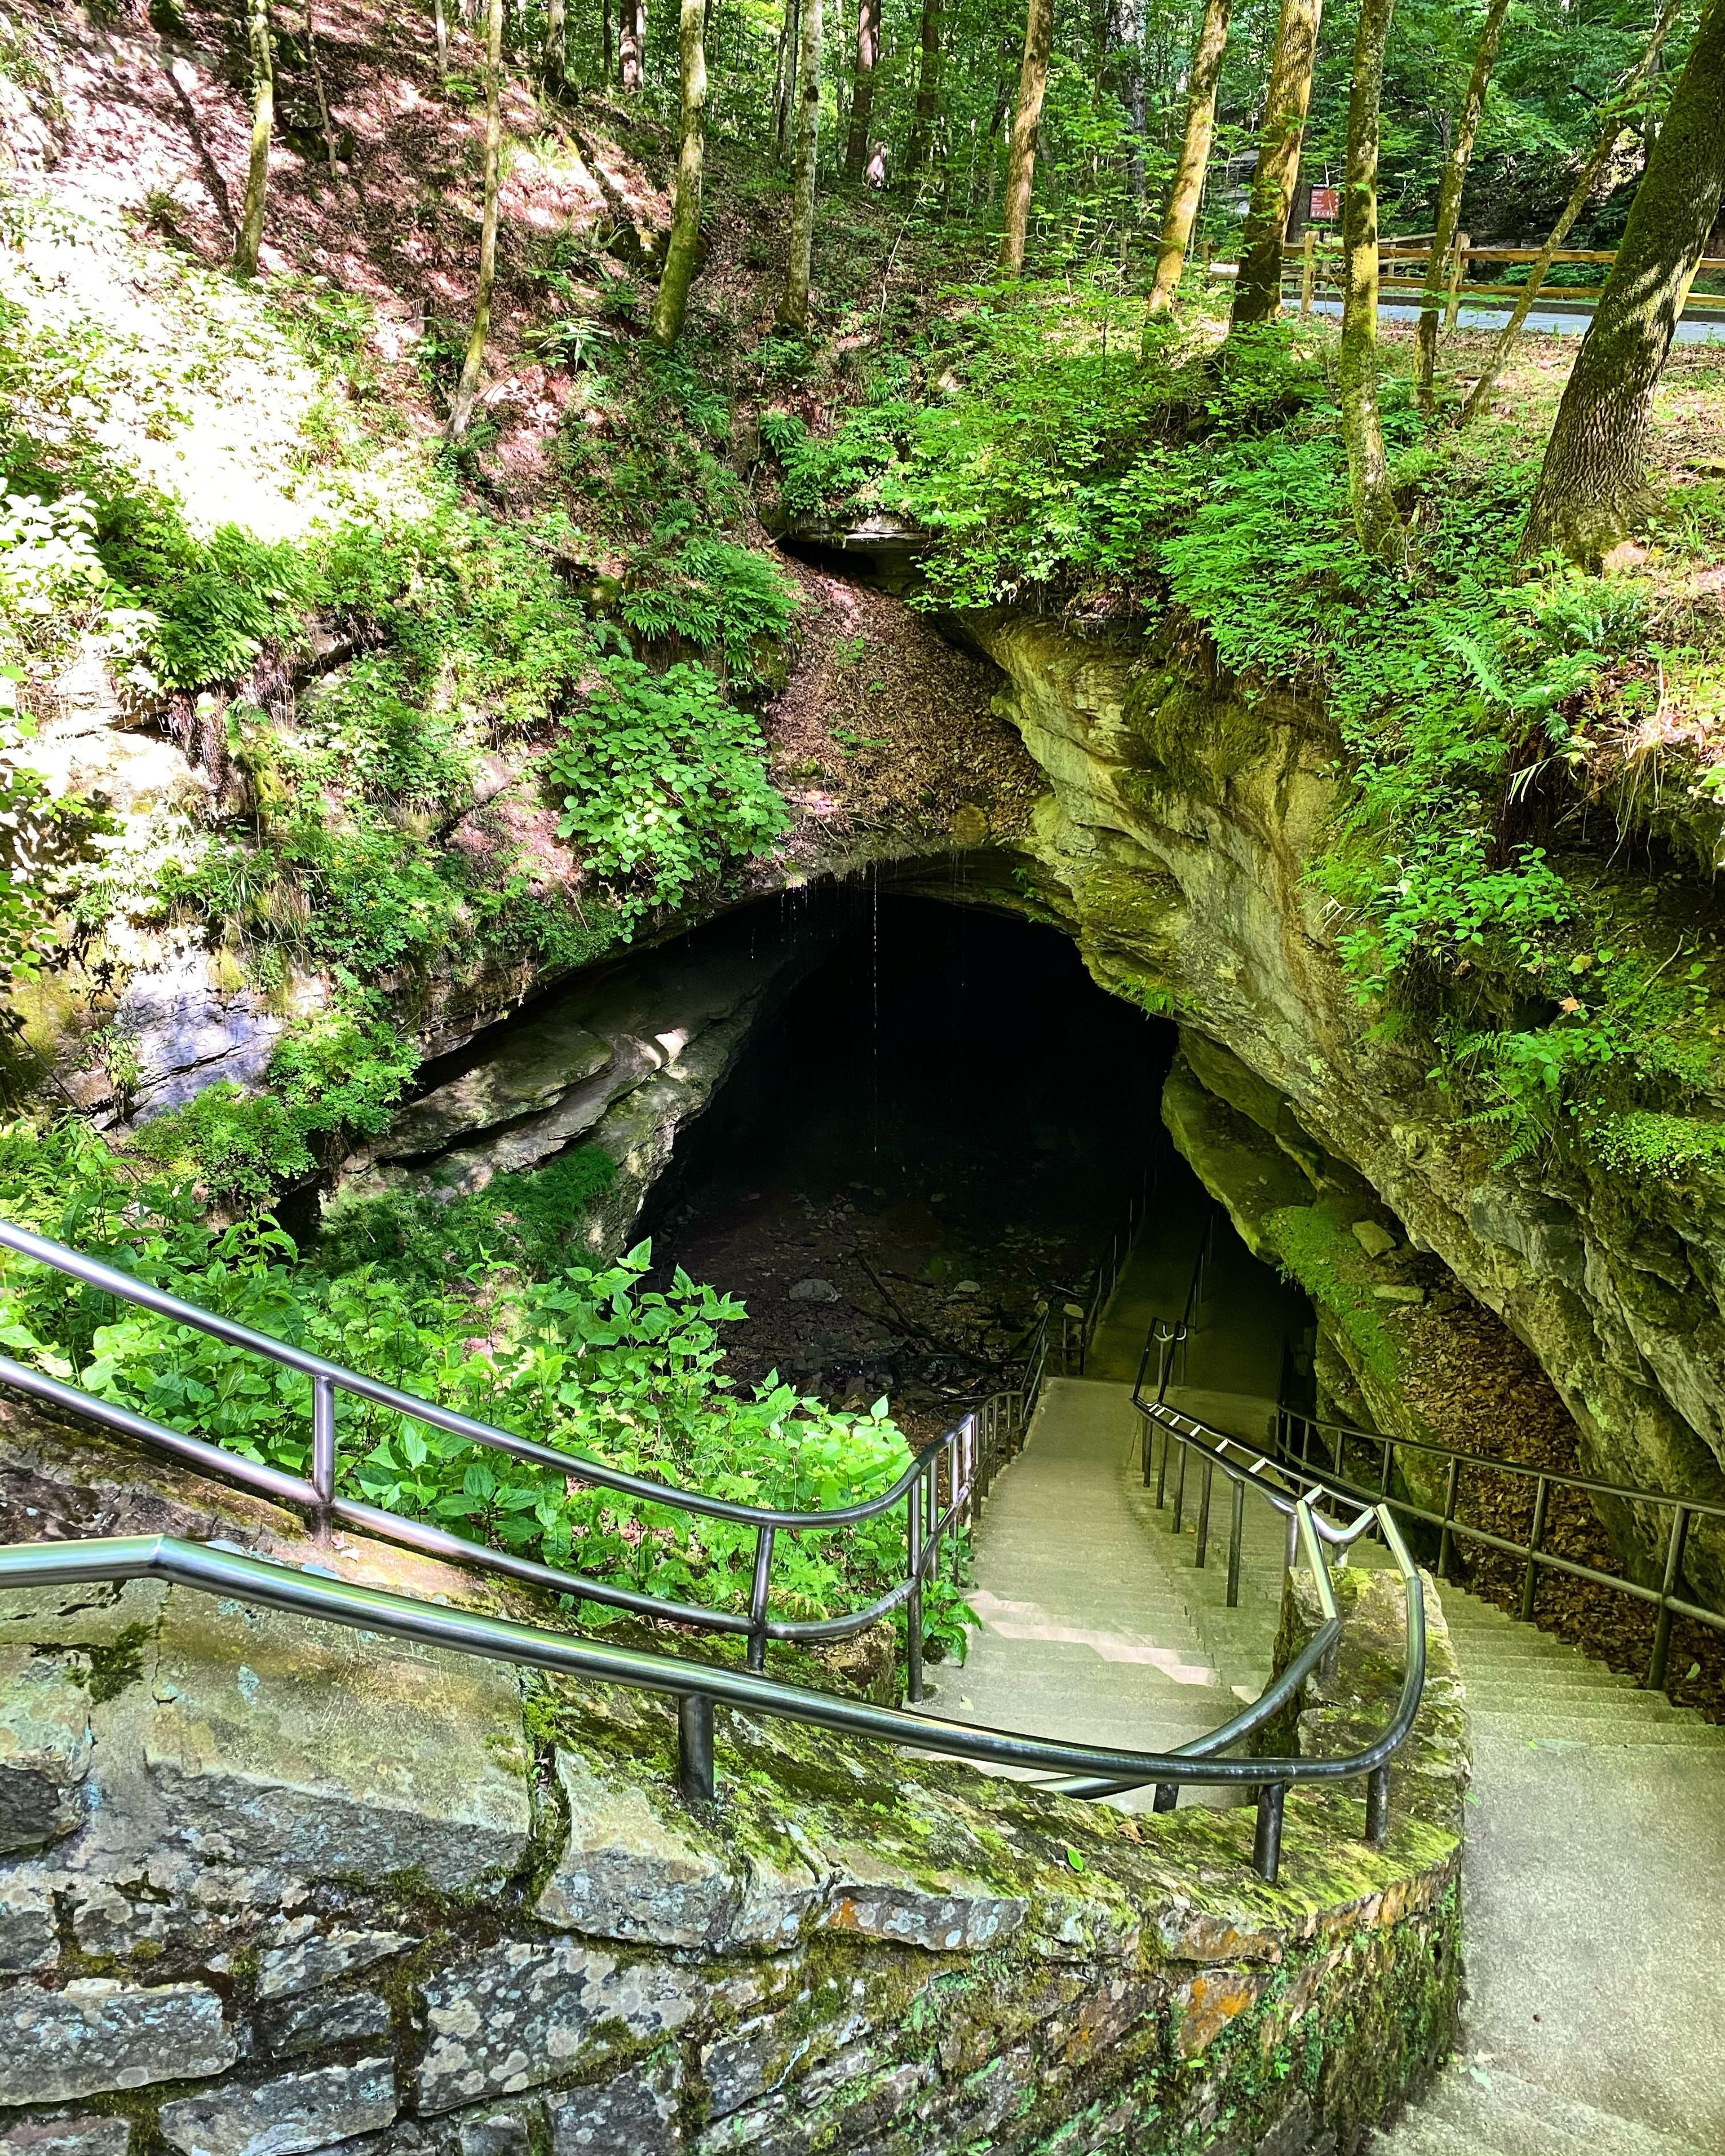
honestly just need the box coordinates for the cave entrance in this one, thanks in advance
[642,888,1314,1444]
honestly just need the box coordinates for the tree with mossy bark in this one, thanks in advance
[1520,0,1725,564]
[1413,0,1508,414]
[234,0,274,279]
[650,0,708,345]
[1339,0,1403,558]
[619,0,646,90]
[778,0,823,330]
[447,0,504,440]
[1229,0,1322,328]
[1144,0,1231,321]
[1460,0,1687,433]
[542,0,566,85]
[999,0,1054,276]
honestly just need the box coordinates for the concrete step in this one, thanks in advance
[1399,2062,1709,2156]
[1464,1691,1694,1722]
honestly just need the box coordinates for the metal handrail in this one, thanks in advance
[0,1172,1146,1701]
[0,1492,1427,1883]
[1274,1400,1725,1690]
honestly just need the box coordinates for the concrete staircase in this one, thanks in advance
[1371,1584,1725,2156]
[951,1243,1725,2155]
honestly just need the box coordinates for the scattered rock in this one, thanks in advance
[1350,1219,1398,1259]
[787,1278,841,1303]
[1372,1285,1426,1304]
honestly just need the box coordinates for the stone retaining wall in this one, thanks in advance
[0,1555,1464,2156]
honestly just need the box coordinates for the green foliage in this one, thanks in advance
[546,658,789,924]
[0,1119,936,1641]
[317,1145,618,1282]
[619,530,800,683]
[1265,1204,1402,1391]
[129,1009,420,1208]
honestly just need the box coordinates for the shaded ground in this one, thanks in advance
[641,894,1173,1442]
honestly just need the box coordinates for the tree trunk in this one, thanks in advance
[1413,0,1508,411]
[1520,0,1725,562]
[302,1,341,179]
[845,0,880,181]
[602,0,613,84]
[1461,0,1686,429]
[1339,0,1402,556]
[772,0,800,153]
[1228,0,1322,326]
[447,0,504,440]
[543,0,566,83]
[234,0,274,278]
[1144,0,1230,317]
[998,0,1053,274]
[778,0,822,328]
[650,0,708,343]
[906,0,944,175]
[433,0,451,79]
[619,0,646,89]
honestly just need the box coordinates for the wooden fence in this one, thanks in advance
[1202,232,1725,321]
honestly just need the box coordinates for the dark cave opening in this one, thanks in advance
[640,888,1313,1440]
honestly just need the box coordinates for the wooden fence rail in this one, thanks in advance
[1199,232,1725,321]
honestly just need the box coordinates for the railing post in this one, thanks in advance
[1253,1782,1286,1884]
[1520,1476,1549,1624]
[311,1374,337,1536]
[1365,1763,1390,1848]
[1155,1415,1170,1507]
[1153,1782,1177,1813]
[906,1478,925,1704]
[1195,1458,1213,1569]
[747,1524,776,1672]
[1648,1504,1691,1692]
[1299,224,1315,317]
[1173,1436,1188,1533]
[1226,1476,1245,1608]
[1380,1436,1394,1502]
[678,1692,715,1806]
[1439,1456,1460,1580]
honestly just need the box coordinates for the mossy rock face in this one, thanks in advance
[0,1550,1464,2151]
[966,610,1725,1609]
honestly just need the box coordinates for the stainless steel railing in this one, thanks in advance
[0,1471,1425,1883]
[1274,1401,1725,1690]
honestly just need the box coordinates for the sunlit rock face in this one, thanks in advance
[967,608,1725,1603]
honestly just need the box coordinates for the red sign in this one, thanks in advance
[1309,186,1340,221]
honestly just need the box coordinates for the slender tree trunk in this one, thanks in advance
[845,0,880,181]
[619,0,645,89]
[433,0,451,78]
[650,0,708,342]
[778,0,822,328]
[447,0,504,439]
[1339,0,1403,556]
[998,0,1054,274]
[303,1,341,179]
[1414,0,1508,411]
[602,0,613,82]
[906,0,944,175]
[543,0,566,83]
[1144,0,1231,316]
[772,0,800,153]
[1461,0,1686,429]
[1521,0,1725,562]
[234,0,274,278]
[1228,0,1322,326]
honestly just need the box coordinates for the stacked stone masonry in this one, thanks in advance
[0,1558,1465,2156]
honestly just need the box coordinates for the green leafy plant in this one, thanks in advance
[546,658,789,923]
